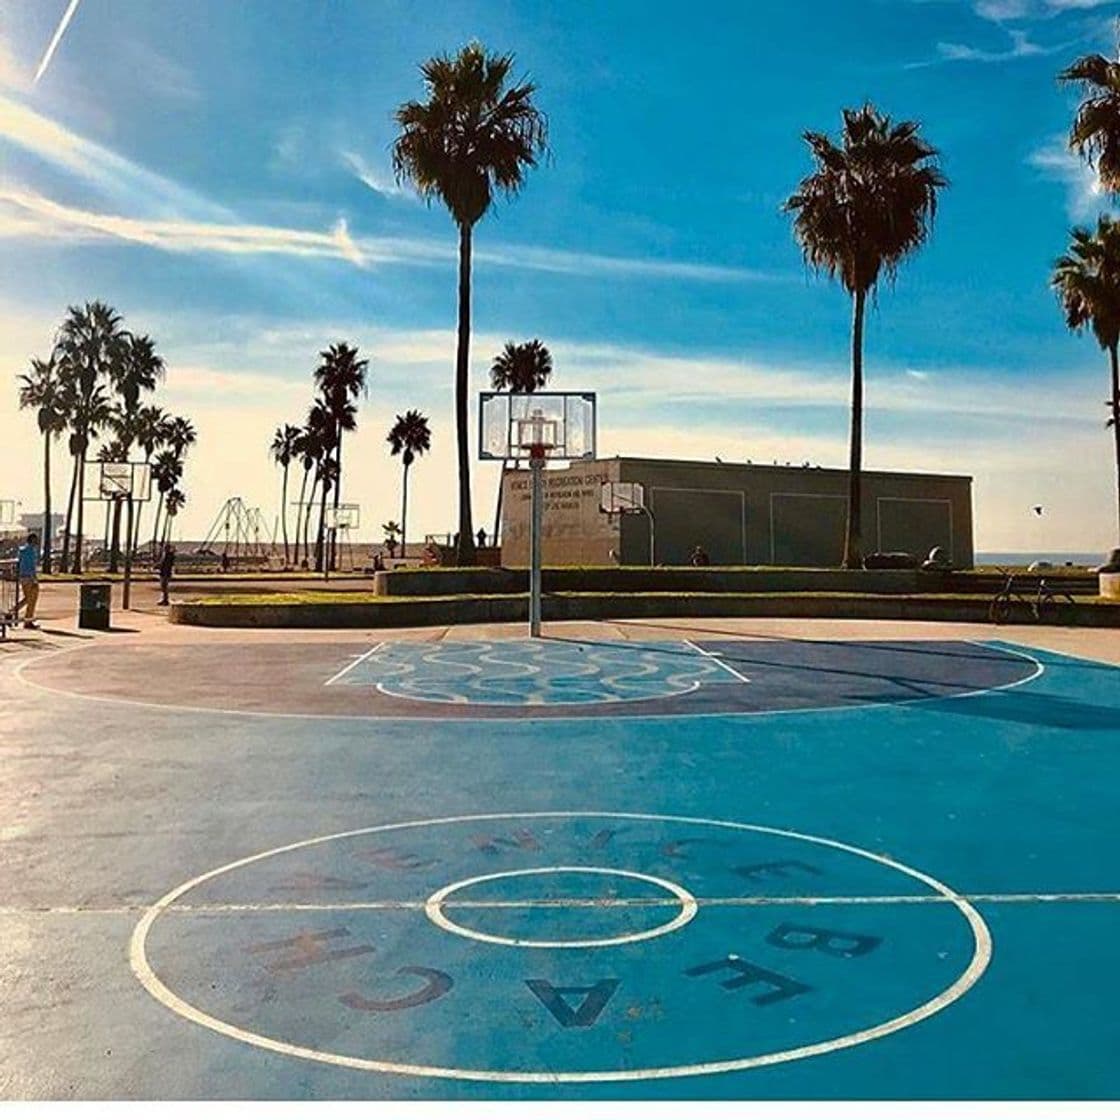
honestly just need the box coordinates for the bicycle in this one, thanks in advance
[988,568,1077,624]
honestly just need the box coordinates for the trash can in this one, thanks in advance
[79,581,112,630]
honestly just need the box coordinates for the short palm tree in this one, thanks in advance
[131,403,169,555]
[393,43,548,566]
[313,342,368,570]
[149,449,183,552]
[270,424,301,566]
[162,487,186,549]
[107,332,165,571]
[489,339,553,542]
[1052,216,1120,538]
[387,410,432,564]
[382,520,403,559]
[18,353,69,573]
[1059,46,1120,194]
[784,104,946,568]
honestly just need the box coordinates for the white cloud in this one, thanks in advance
[340,150,410,200]
[1027,134,1111,220]
[935,28,1057,60]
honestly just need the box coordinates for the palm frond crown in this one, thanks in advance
[392,42,549,228]
[784,103,946,295]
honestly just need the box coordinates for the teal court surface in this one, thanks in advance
[2,620,1119,1099]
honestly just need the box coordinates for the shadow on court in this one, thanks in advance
[547,635,1033,699]
[924,690,1120,731]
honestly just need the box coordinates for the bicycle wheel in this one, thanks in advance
[989,594,1013,625]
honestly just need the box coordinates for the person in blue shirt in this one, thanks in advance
[17,531,40,629]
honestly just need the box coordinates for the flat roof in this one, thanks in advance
[599,455,972,484]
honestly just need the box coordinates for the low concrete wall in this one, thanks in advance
[1101,572,1120,601]
[172,592,1120,628]
[372,567,935,598]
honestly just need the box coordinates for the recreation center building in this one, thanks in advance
[500,456,974,568]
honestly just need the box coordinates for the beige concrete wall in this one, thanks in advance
[500,460,620,567]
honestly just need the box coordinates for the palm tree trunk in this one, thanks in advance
[152,491,165,558]
[316,469,329,572]
[401,461,410,566]
[109,498,123,572]
[61,449,79,572]
[293,467,309,567]
[1111,344,1120,541]
[42,431,53,574]
[455,221,478,566]
[280,463,290,567]
[73,434,88,574]
[330,437,342,571]
[305,474,319,567]
[492,460,507,548]
[842,287,866,570]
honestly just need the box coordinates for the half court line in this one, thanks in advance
[6,890,1120,917]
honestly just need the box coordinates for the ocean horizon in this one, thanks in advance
[975,551,1108,568]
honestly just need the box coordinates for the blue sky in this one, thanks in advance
[1,0,1118,550]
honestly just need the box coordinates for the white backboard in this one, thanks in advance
[479,392,596,461]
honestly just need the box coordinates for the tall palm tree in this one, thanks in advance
[313,343,368,570]
[270,423,302,567]
[393,43,548,566]
[1052,216,1120,537]
[55,301,126,572]
[1060,45,1120,194]
[784,104,946,568]
[17,353,68,573]
[387,410,432,563]
[489,338,553,542]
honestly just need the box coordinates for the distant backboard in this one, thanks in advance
[325,503,360,531]
[479,392,596,461]
[600,481,646,515]
[0,499,18,529]
[84,462,152,502]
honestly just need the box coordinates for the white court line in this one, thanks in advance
[323,642,385,687]
[4,890,1119,918]
[683,637,751,683]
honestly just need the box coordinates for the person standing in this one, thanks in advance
[17,530,40,629]
[158,544,176,606]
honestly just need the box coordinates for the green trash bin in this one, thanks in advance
[79,581,112,630]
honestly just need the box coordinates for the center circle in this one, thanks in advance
[422,865,699,949]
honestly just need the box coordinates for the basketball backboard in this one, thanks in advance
[84,462,152,502]
[325,504,360,531]
[478,392,596,461]
[0,499,19,529]
[600,481,646,515]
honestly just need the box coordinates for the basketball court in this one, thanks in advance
[2,615,1120,1100]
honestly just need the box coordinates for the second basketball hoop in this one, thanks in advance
[479,392,597,637]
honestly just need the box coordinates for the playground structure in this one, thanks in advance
[198,497,271,567]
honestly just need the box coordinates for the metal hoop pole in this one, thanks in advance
[529,447,544,637]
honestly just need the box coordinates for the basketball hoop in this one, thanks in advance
[515,409,559,463]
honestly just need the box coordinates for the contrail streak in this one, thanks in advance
[33,0,82,85]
